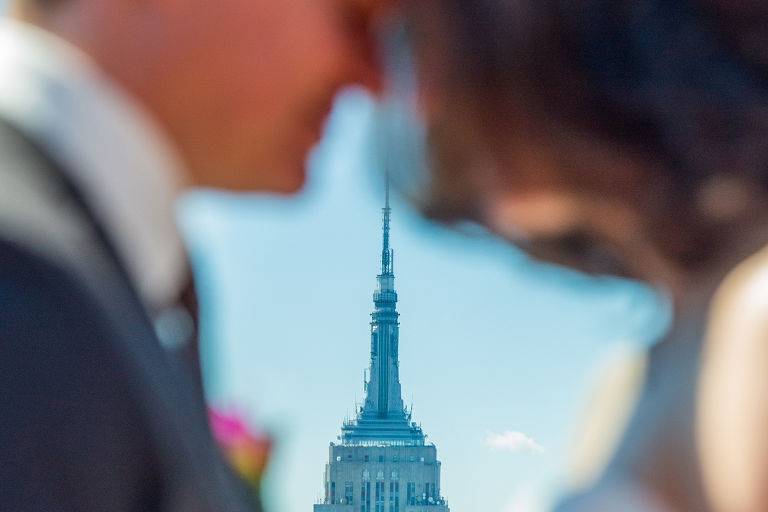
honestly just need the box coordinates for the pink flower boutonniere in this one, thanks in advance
[209,408,272,490]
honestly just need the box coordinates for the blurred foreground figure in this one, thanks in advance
[398,1,768,511]
[0,0,386,510]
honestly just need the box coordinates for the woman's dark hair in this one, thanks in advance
[431,0,768,190]
[404,0,768,268]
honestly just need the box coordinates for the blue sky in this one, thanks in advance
[181,89,668,512]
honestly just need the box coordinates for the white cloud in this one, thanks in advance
[485,430,544,454]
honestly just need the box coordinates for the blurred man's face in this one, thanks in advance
[146,0,386,192]
[21,0,390,191]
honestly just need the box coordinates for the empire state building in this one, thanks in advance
[314,186,450,512]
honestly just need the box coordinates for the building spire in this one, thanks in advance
[381,178,393,276]
[339,176,425,445]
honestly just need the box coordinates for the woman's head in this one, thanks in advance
[402,0,768,283]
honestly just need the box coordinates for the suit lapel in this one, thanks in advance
[0,119,253,512]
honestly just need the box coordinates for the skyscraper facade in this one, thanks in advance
[314,187,449,512]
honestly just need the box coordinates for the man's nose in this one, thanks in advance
[334,0,398,95]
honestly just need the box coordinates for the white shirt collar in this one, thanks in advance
[0,18,188,312]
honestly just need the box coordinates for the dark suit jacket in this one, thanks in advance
[0,121,256,512]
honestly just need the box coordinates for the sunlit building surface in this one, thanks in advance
[314,187,449,512]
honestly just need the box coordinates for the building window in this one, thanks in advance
[375,481,384,512]
[389,481,400,512]
[378,455,384,463]
[407,482,416,506]
[361,481,371,512]
[345,481,354,505]
[425,483,435,503]
[331,482,336,505]
[364,455,370,462]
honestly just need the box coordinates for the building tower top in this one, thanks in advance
[340,181,425,446]
[316,178,449,512]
